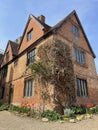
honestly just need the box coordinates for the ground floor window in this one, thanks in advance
[24,79,34,97]
[76,78,88,97]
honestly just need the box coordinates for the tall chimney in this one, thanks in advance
[38,15,45,23]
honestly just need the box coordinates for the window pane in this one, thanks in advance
[71,24,79,37]
[24,80,34,97]
[26,81,29,97]
[74,48,85,65]
[76,78,88,97]
[28,80,31,97]
[27,29,33,41]
[27,49,36,64]
[80,79,84,96]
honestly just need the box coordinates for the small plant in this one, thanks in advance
[41,110,62,121]
[27,109,35,117]
[0,104,10,111]
[9,105,20,112]
[64,108,74,118]
[71,105,86,114]
[95,106,98,113]
[18,106,30,114]
[86,107,96,114]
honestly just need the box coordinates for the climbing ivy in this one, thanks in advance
[30,38,76,114]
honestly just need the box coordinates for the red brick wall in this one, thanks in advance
[1,13,98,109]
[19,18,44,53]
[1,43,13,66]
[57,14,98,105]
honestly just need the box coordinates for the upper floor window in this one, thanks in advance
[76,78,88,97]
[71,24,79,37]
[27,29,33,41]
[74,48,85,65]
[24,79,34,97]
[27,49,36,64]
[6,52,9,62]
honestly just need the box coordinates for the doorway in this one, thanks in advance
[8,86,14,104]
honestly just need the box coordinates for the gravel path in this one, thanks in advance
[0,111,98,130]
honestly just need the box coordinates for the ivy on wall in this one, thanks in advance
[30,38,76,114]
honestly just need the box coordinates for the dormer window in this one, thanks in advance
[6,52,9,62]
[71,24,79,37]
[27,29,33,41]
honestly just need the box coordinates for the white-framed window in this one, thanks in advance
[27,49,36,64]
[24,79,34,97]
[76,78,88,97]
[27,29,33,41]
[74,48,85,65]
[71,24,79,37]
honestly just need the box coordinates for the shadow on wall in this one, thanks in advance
[9,66,14,82]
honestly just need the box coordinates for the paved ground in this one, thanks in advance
[0,111,98,130]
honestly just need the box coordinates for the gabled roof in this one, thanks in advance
[9,40,19,56]
[18,14,51,51]
[0,10,96,68]
[0,40,19,66]
[51,10,96,58]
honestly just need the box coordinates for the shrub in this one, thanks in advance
[71,105,86,114]
[18,106,31,114]
[0,104,10,111]
[86,107,96,114]
[26,109,35,117]
[9,105,35,117]
[41,110,62,121]
[9,105,20,112]
[95,106,98,113]
[64,108,74,118]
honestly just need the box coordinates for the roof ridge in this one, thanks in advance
[51,10,76,31]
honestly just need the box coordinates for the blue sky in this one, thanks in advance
[0,0,98,72]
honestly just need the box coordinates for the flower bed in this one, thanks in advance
[0,103,98,123]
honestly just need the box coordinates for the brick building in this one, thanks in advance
[0,10,98,112]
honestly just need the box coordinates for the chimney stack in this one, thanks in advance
[38,15,45,23]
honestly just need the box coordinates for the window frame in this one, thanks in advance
[27,29,33,41]
[24,79,34,97]
[74,48,85,65]
[71,24,79,37]
[76,78,88,97]
[27,48,36,65]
